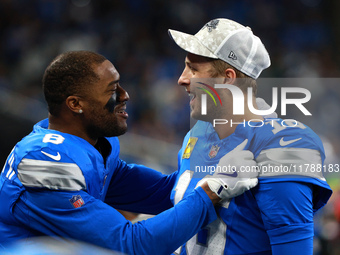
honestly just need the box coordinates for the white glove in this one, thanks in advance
[256,97,278,118]
[205,139,258,200]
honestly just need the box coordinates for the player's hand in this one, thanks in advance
[205,139,258,200]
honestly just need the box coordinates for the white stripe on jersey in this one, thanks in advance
[256,147,324,180]
[17,158,86,191]
[5,154,15,180]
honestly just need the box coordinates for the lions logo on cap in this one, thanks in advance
[205,19,219,32]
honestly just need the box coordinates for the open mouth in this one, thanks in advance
[116,107,128,119]
[188,92,196,103]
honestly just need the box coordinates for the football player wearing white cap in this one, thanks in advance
[169,18,332,255]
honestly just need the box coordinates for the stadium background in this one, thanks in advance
[0,0,339,254]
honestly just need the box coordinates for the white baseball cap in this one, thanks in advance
[168,18,271,79]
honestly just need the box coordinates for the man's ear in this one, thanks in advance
[224,68,237,84]
[65,96,83,114]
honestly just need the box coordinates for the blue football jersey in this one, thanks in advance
[171,118,332,255]
[0,119,218,255]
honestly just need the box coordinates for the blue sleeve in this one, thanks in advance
[105,159,178,214]
[271,237,313,255]
[14,187,217,255]
[253,181,314,254]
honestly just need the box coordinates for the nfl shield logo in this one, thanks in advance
[69,195,85,208]
[209,145,220,158]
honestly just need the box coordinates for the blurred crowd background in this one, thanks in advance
[0,0,340,254]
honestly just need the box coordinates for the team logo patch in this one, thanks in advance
[69,195,85,208]
[182,137,198,159]
[205,19,219,32]
[208,145,220,158]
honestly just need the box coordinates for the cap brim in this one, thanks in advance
[168,29,218,59]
